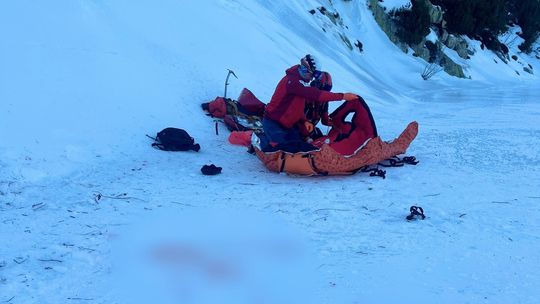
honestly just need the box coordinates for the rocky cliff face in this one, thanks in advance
[309,0,535,79]
[367,0,466,78]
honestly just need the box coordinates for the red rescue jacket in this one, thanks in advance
[264,65,344,129]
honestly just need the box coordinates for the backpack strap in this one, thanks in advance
[148,133,168,151]
[145,134,158,141]
[308,154,328,176]
[279,152,287,173]
[147,134,164,150]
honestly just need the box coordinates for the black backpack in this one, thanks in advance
[150,128,200,152]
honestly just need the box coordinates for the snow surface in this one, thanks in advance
[378,0,411,11]
[1,0,540,303]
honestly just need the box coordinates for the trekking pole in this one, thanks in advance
[224,69,238,99]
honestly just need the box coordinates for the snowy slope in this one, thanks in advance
[1,1,540,303]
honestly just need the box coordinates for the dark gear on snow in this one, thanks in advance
[406,206,426,221]
[149,128,200,152]
[378,156,419,167]
[359,166,386,179]
[201,164,222,175]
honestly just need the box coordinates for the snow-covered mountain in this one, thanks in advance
[1,1,539,303]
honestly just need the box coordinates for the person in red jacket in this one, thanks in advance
[262,54,357,151]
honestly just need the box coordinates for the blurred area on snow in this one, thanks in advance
[111,208,317,304]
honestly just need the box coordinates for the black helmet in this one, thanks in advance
[310,71,333,91]
[300,54,320,72]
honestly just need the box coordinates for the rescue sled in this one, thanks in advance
[252,121,418,176]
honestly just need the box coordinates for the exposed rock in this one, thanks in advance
[501,44,509,54]
[441,34,470,59]
[444,34,460,49]
[495,51,509,64]
[411,42,430,62]
[425,40,440,62]
[318,6,344,27]
[440,55,465,78]
[440,30,449,42]
[367,0,466,78]
[367,0,408,51]
[455,42,470,59]
[427,3,443,24]
[339,34,353,50]
[524,66,534,74]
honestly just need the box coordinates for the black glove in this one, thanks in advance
[201,164,222,175]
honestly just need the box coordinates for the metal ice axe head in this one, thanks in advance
[224,69,238,99]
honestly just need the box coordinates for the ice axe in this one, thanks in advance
[224,69,238,99]
[214,69,238,136]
